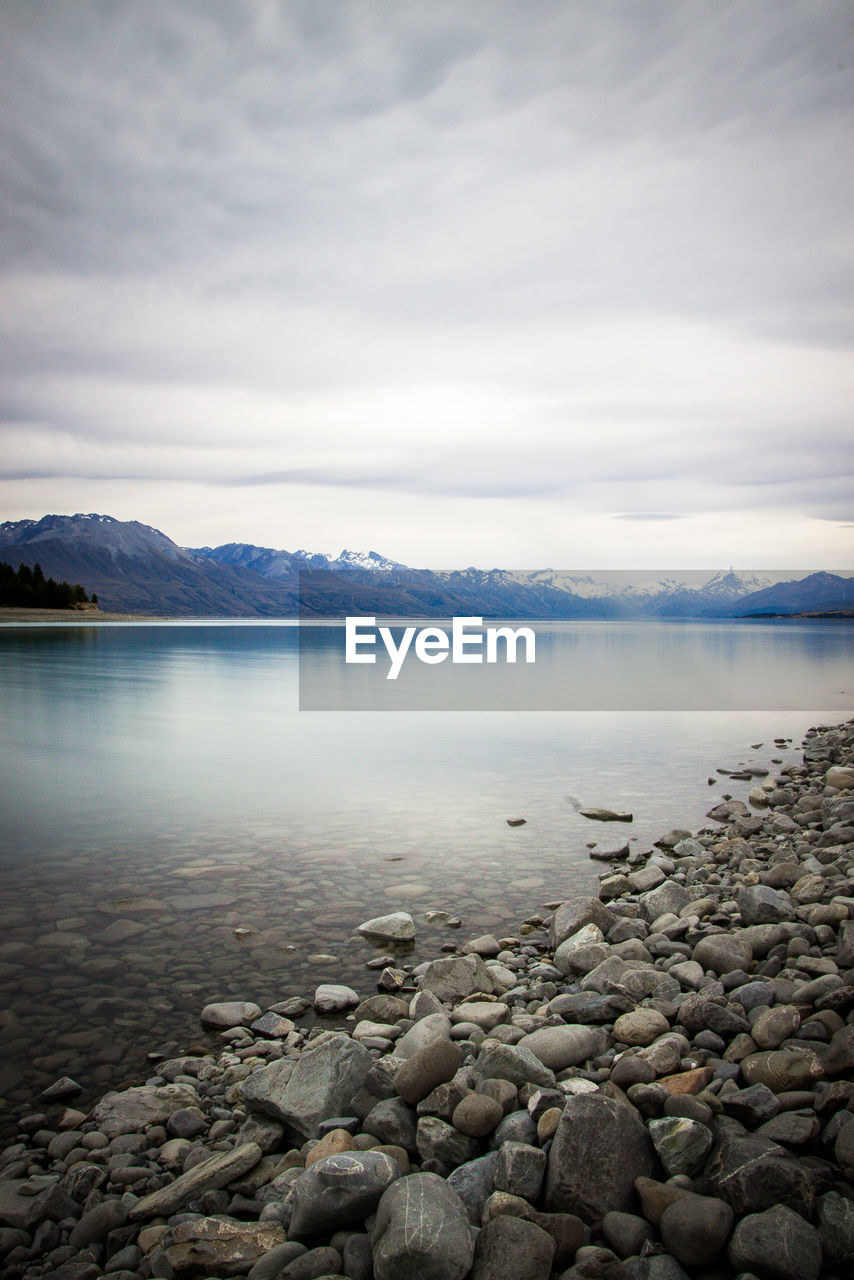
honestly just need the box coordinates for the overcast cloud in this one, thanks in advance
[1,0,852,566]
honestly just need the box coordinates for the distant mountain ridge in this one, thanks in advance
[1,513,852,619]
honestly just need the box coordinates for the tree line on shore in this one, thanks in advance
[0,560,95,609]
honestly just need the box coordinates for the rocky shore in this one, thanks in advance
[2,720,854,1280]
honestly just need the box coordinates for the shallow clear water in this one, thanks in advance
[0,618,851,1135]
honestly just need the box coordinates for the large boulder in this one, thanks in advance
[91,1083,199,1137]
[549,897,614,948]
[160,1217,285,1277]
[826,765,854,790]
[659,1194,734,1268]
[200,1000,261,1028]
[639,881,691,922]
[704,1131,818,1217]
[372,1172,474,1280]
[554,924,609,976]
[419,954,494,1003]
[471,1214,555,1280]
[737,885,794,926]
[545,1093,659,1222]
[740,1048,825,1093]
[395,1038,462,1104]
[0,1180,76,1232]
[474,1042,556,1090]
[691,934,753,976]
[289,1151,400,1236]
[728,1204,822,1280]
[239,1034,372,1140]
[516,1026,605,1071]
[358,912,416,943]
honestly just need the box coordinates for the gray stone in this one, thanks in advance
[580,806,633,822]
[68,1198,128,1247]
[358,912,416,943]
[447,1152,500,1225]
[167,1106,208,1138]
[452,1093,504,1137]
[288,1151,399,1236]
[415,1115,480,1169]
[491,1109,538,1148]
[419,954,494,1003]
[91,1082,199,1136]
[247,1243,308,1279]
[647,1117,713,1179]
[129,1142,262,1219]
[372,1172,474,1280]
[475,1042,556,1089]
[545,1093,658,1222]
[548,991,631,1023]
[462,933,503,956]
[639,881,691,922]
[705,1131,818,1217]
[723,1083,781,1125]
[471,1214,555,1280]
[450,1001,509,1031]
[728,1203,821,1280]
[493,1142,546,1201]
[691,934,753,976]
[201,999,262,1028]
[740,1047,825,1093]
[613,1009,670,1047]
[619,967,681,1003]
[554,925,609,976]
[549,897,614,948]
[737,885,795,926]
[363,1097,418,1153]
[602,1210,655,1259]
[624,1256,691,1280]
[751,1005,801,1050]
[395,1038,462,1104]
[313,983,360,1013]
[817,1190,854,1267]
[836,1116,854,1176]
[758,1112,819,1145]
[659,1194,734,1268]
[395,1011,453,1058]
[279,1246,343,1278]
[0,1180,75,1232]
[162,1216,285,1277]
[678,991,750,1039]
[241,1035,373,1140]
[250,1012,295,1038]
[516,1025,603,1070]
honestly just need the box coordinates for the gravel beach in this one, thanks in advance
[1,719,853,1279]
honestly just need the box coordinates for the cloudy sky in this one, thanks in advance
[1,1,852,567]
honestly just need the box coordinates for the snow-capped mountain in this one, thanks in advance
[2,513,850,618]
[331,549,404,572]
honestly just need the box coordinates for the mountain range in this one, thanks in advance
[1,513,852,619]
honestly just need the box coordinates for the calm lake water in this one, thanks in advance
[0,618,852,1134]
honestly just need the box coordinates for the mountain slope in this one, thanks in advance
[0,515,298,616]
[719,572,854,617]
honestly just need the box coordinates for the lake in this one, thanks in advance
[0,618,851,1134]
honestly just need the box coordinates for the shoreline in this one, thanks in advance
[1,720,853,1277]
[0,608,166,624]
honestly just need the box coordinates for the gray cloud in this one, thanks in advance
[0,1,853,562]
[612,514,687,522]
